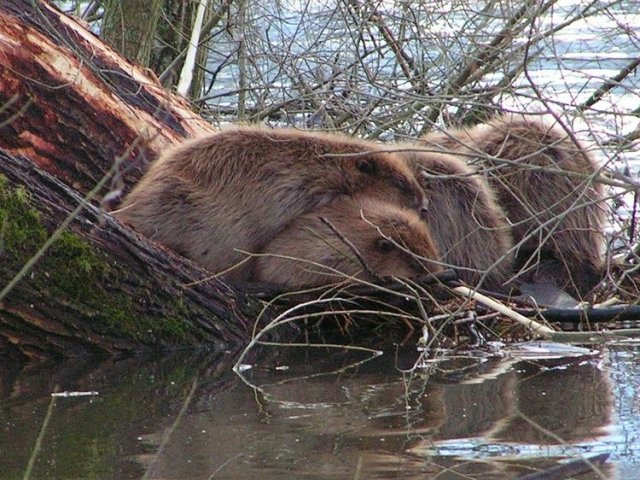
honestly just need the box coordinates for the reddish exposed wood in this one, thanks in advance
[0,0,214,194]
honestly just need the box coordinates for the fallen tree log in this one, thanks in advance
[0,1,271,360]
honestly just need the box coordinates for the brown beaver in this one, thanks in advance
[397,147,514,291]
[115,126,426,281]
[419,114,605,297]
[254,195,442,287]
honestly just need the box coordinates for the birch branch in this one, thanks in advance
[177,0,208,97]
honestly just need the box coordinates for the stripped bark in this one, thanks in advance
[0,0,213,195]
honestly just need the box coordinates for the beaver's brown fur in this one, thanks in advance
[254,195,442,287]
[398,148,514,291]
[420,114,605,297]
[115,126,426,281]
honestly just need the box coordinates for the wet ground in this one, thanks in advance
[1,336,638,479]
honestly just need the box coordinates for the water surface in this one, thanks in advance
[1,338,638,479]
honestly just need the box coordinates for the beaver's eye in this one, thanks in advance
[356,159,378,174]
[374,238,395,253]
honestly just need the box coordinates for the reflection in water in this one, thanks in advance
[0,351,240,479]
[0,342,638,479]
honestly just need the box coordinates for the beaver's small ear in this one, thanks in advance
[356,158,378,174]
[374,238,395,253]
[420,198,429,218]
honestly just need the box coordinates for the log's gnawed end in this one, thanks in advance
[0,0,214,195]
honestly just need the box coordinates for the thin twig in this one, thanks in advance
[319,216,383,281]
[142,377,199,480]
[23,388,58,480]
[452,286,555,338]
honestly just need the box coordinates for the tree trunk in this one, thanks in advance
[0,1,269,360]
[101,0,164,67]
